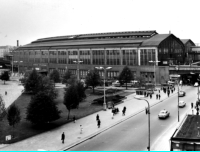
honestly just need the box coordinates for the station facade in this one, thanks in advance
[12,30,190,84]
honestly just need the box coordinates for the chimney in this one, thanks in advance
[17,40,19,47]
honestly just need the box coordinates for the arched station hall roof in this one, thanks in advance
[17,30,184,50]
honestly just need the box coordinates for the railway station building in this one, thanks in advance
[12,30,189,84]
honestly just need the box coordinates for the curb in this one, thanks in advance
[61,92,178,151]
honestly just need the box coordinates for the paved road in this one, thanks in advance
[68,86,196,151]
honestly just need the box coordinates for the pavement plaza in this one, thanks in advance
[0,79,192,151]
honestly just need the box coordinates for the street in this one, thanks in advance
[68,86,197,151]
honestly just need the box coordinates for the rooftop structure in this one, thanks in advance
[170,115,200,151]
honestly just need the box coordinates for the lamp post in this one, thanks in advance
[175,65,180,122]
[177,80,180,122]
[149,60,160,88]
[73,60,83,81]
[95,66,112,111]
[134,97,150,151]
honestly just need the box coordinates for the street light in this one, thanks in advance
[95,66,112,111]
[176,64,180,122]
[149,60,160,88]
[73,60,83,81]
[177,80,180,122]
[134,96,150,151]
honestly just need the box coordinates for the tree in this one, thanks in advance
[76,81,86,103]
[62,70,72,84]
[63,85,79,120]
[49,69,60,83]
[26,92,60,125]
[7,104,21,137]
[19,71,31,86]
[0,71,10,84]
[85,69,101,93]
[135,76,146,88]
[118,66,133,90]
[0,95,6,120]
[67,75,78,85]
[38,76,58,99]
[24,69,42,94]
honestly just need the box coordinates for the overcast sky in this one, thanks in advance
[0,0,200,46]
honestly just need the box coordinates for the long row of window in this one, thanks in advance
[14,49,156,66]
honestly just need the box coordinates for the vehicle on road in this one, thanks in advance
[178,91,186,97]
[179,100,186,108]
[158,109,170,119]
[112,80,138,87]
[194,82,199,87]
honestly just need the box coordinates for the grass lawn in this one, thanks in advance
[0,87,132,144]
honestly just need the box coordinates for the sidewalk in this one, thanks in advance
[0,80,24,108]
[0,86,178,151]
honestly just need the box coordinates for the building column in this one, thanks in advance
[104,48,107,65]
[138,48,140,66]
[90,48,93,65]
[120,48,123,65]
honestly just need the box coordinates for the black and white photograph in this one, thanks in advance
[0,0,200,151]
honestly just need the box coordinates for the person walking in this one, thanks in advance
[73,115,76,123]
[112,109,115,119]
[159,94,161,100]
[5,91,7,95]
[122,106,126,116]
[61,132,65,144]
[96,114,99,121]
[97,119,101,128]
[156,94,158,99]
[80,125,83,134]
[150,94,152,99]
[167,90,170,97]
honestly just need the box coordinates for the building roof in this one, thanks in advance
[17,31,185,50]
[181,39,196,46]
[33,30,158,43]
[181,39,190,44]
[141,34,170,47]
[172,115,200,140]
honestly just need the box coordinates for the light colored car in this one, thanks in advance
[194,82,199,87]
[178,91,186,97]
[158,109,170,119]
[179,100,186,108]
[168,80,175,84]
[112,80,121,87]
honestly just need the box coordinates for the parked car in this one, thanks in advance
[179,100,186,108]
[158,109,170,119]
[194,82,199,87]
[178,91,186,97]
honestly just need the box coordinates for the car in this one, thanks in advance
[178,91,186,97]
[194,82,199,87]
[168,80,175,84]
[158,109,170,119]
[179,100,186,108]
[112,80,121,87]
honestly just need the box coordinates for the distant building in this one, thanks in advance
[181,39,196,64]
[12,30,186,83]
[0,46,13,58]
[170,115,200,151]
[190,46,200,63]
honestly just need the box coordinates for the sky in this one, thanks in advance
[0,0,200,46]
